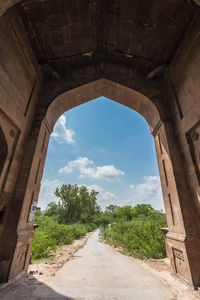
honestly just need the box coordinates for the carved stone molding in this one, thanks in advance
[172,247,185,278]
[186,121,200,185]
[13,244,28,275]
[0,109,20,198]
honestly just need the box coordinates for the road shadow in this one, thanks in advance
[0,273,74,300]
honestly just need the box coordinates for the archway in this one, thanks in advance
[0,0,200,289]
[45,79,160,132]
[2,78,197,288]
[38,95,164,213]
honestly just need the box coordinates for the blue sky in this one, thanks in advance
[38,97,164,211]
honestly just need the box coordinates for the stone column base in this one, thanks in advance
[8,229,34,281]
[166,231,200,288]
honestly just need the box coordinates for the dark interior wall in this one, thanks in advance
[0,7,42,282]
[167,10,200,212]
[0,127,7,178]
[163,10,200,287]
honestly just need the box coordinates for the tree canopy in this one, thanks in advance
[45,184,101,224]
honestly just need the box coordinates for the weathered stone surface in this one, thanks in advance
[0,0,200,289]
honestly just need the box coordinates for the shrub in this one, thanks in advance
[32,214,95,259]
[32,231,56,259]
[103,206,167,259]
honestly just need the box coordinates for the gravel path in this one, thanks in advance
[43,230,173,299]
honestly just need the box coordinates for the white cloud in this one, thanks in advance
[94,165,124,181]
[97,191,117,210]
[59,157,93,174]
[82,184,103,193]
[128,176,164,210]
[38,179,63,210]
[82,184,116,202]
[59,157,124,181]
[101,191,115,200]
[51,115,75,144]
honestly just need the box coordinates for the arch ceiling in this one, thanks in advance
[45,79,160,133]
[0,0,197,127]
[1,0,196,80]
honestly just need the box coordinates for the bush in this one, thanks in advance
[32,214,96,259]
[103,205,167,259]
[32,230,56,259]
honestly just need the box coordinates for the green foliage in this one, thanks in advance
[93,212,111,226]
[105,204,119,214]
[103,204,167,259]
[32,230,56,259]
[44,184,101,224]
[113,205,133,221]
[44,202,59,217]
[32,184,101,259]
[32,214,96,259]
[33,183,167,261]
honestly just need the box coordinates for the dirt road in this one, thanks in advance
[1,230,198,299]
[46,229,173,299]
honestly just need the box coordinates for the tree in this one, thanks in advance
[44,202,59,217]
[131,204,153,218]
[113,206,133,221]
[53,184,101,224]
[105,204,119,214]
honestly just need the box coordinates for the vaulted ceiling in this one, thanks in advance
[17,0,196,77]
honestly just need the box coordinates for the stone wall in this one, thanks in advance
[168,11,200,209]
[161,11,200,287]
[0,0,200,289]
[0,8,41,282]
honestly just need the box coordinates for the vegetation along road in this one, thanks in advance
[1,185,197,299]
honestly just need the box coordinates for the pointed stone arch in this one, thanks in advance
[0,0,200,289]
[45,79,161,134]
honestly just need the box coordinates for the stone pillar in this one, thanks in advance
[0,117,51,282]
[154,121,200,288]
[0,112,22,282]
